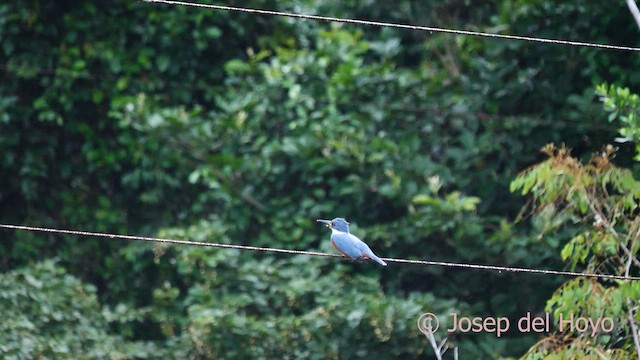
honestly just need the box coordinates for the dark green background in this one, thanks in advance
[1,1,638,358]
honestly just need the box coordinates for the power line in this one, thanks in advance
[143,0,640,52]
[1,223,638,281]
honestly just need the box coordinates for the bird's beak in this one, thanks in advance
[317,219,331,227]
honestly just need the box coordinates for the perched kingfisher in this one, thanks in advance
[317,217,387,266]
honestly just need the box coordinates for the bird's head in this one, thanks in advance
[317,217,350,232]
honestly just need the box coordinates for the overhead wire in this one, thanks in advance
[1,224,638,281]
[4,3,639,282]
[142,0,640,52]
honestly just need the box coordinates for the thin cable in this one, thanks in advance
[1,224,638,281]
[143,0,640,52]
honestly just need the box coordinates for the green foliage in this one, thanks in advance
[511,144,640,217]
[511,145,640,358]
[520,343,630,360]
[2,0,640,358]
[0,0,289,232]
[108,26,559,352]
[0,260,159,359]
[597,83,640,159]
[145,220,464,359]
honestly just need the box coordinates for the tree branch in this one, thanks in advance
[625,227,640,277]
[424,332,452,360]
[425,332,443,360]
[627,299,640,359]
[626,0,640,30]
[586,198,640,269]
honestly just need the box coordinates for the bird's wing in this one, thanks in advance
[331,233,363,260]
[351,235,387,266]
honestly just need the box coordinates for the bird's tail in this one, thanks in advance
[364,249,387,266]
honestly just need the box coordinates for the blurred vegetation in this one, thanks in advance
[0,0,639,358]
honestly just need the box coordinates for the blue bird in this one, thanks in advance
[317,218,387,266]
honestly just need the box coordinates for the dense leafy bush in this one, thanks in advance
[1,0,638,358]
